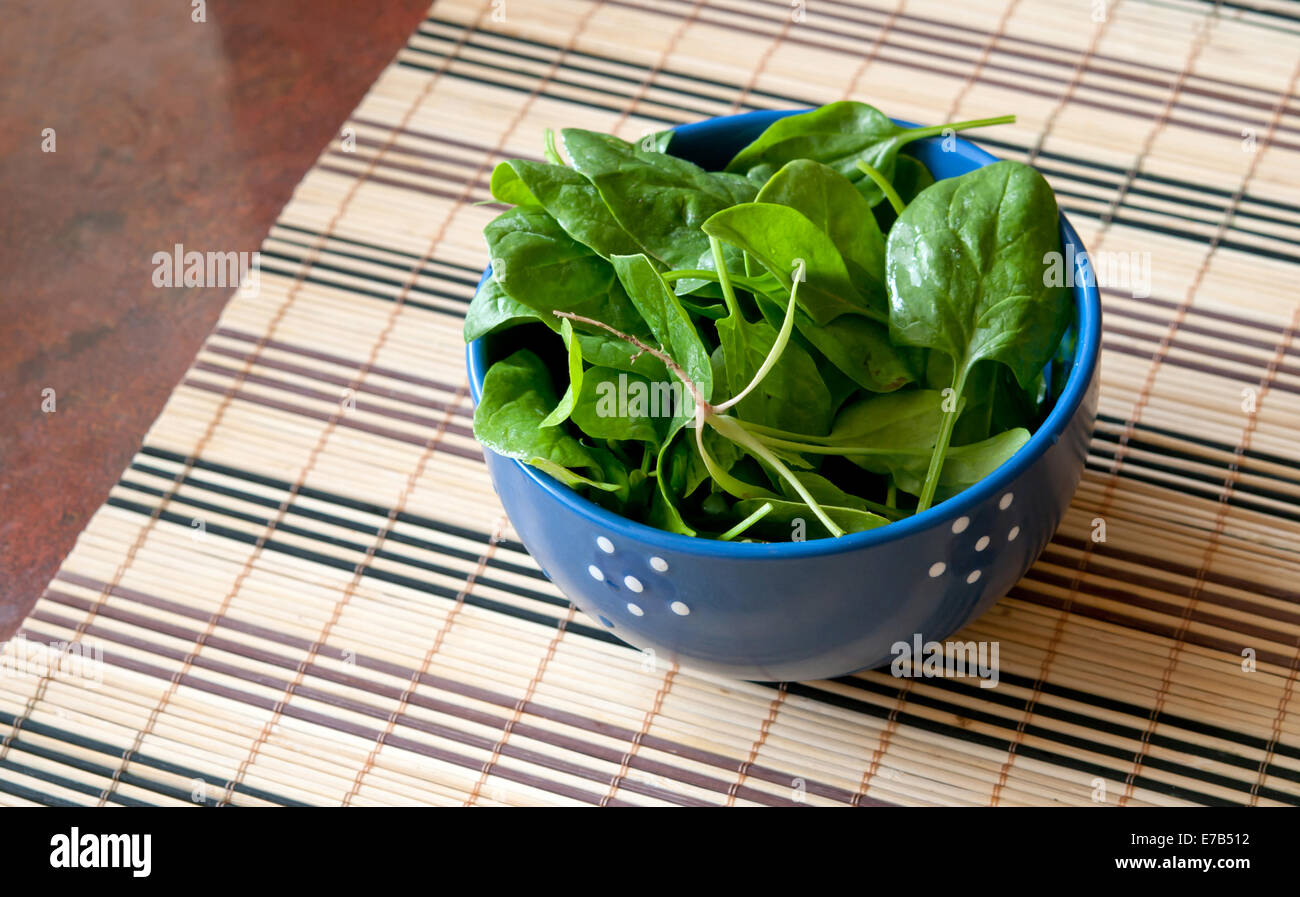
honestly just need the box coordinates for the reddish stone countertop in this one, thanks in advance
[0,0,433,638]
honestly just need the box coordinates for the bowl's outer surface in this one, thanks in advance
[468,110,1101,681]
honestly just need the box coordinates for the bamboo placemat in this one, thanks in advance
[5,0,1299,807]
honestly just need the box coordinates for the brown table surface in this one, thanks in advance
[0,0,433,639]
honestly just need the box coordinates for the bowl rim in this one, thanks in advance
[466,108,1102,559]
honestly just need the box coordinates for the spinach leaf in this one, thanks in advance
[484,206,663,378]
[886,160,1069,508]
[474,348,605,482]
[712,236,834,436]
[562,128,756,269]
[703,202,884,324]
[755,159,886,287]
[873,154,935,232]
[731,497,889,540]
[725,101,1013,206]
[489,158,644,258]
[648,439,695,536]
[569,365,665,445]
[775,471,903,521]
[488,162,541,207]
[717,307,833,435]
[851,428,1030,498]
[608,253,713,439]
[754,293,915,393]
[891,154,935,205]
[484,207,639,328]
[464,276,538,342]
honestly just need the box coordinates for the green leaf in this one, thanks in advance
[483,206,663,378]
[717,304,833,436]
[609,253,713,436]
[725,101,1013,206]
[755,159,886,287]
[489,159,644,258]
[569,366,666,445]
[474,349,602,478]
[853,427,1030,497]
[872,154,935,232]
[731,497,889,540]
[754,293,915,393]
[825,389,947,449]
[488,162,541,207]
[775,471,903,520]
[886,160,1070,388]
[562,128,756,269]
[886,159,1070,509]
[463,276,538,343]
[703,202,881,325]
[647,432,696,536]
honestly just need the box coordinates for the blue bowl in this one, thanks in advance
[467,110,1101,681]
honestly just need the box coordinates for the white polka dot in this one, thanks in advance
[1008,525,1020,542]
[929,562,946,578]
[952,516,970,534]
[588,565,604,581]
[966,569,982,584]
[975,535,990,552]
[624,575,644,593]
[670,601,690,616]
[999,492,1014,510]
[649,556,669,573]
[596,536,615,554]
[627,602,644,616]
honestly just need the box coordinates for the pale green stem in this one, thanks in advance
[905,114,1015,142]
[712,278,799,414]
[740,419,839,445]
[694,413,773,501]
[708,414,845,538]
[916,363,970,512]
[543,128,564,166]
[661,268,771,294]
[708,235,741,319]
[856,160,905,216]
[752,434,932,457]
[718,502,774,542]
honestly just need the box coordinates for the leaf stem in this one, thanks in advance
[543,128,564,166]
[708,414,845,537]
[916,363,969,512]
[694,414,772,500]
[661,268,772,294]
[855,160,906,216]
[718,502,773,541]
[751,433,932,457]
[708,235,742,320]
[712,277,799,414]
[906,114,1016,143]
[740,419,838,444]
